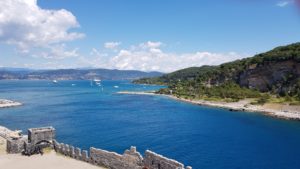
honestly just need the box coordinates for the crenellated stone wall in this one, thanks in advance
[53,139,192,169]
[144,150,192,169]
[5,126,192,169]
[53,140,86,161]
[90,146,143,169]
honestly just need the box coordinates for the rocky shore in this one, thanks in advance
[117,91,300,121]
[0,99,22,108]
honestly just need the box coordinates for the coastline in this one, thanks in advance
[117,91,300,121]
[0,99,22,108]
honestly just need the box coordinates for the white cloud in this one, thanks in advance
[140,41,163,49]
[32,44,80,59]
[0,0,84,58]
[89,42,248,72]
[276,0,294,7]
[104,42,121,49]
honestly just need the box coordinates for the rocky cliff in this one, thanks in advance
[239,60,300,94]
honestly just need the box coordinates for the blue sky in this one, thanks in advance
[0,0,299,72]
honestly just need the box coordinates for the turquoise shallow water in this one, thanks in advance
[1,80,300,169]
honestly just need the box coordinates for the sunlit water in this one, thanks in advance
[1,80,300,169]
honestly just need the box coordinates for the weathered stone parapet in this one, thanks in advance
[54,133,193,169]
[53,140,193,169]
[82,150,89,162]
[6,136,27,154]
[75,147,82,160]
[70,146,75,158]
[28,126,55,145]
[64,144,70,156]
[5,126,193,169]
[90,147,143,169]
[123,146,143,166]
[53,139,59,151]
[144,150,185,169]
[60,143,65,154]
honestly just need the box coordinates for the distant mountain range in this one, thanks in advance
[0,68,163,80]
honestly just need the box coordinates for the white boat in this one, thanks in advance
[53,80,58,84]
[93,79,101,82]
[96,82,101,86]
[114,86,119,88]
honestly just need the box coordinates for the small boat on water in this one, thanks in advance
[114,86,119,88]
[52,80,58,84]
[91,78,102,86]
[93,79,101,82]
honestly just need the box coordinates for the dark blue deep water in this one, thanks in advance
[1,80,300,169]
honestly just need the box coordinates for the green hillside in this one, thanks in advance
[134,43,300,103]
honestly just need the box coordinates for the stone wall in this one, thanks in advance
[144,150,192,169]
[53,140,86,160]
[5,126,193,169]
[90,146,143,169]
[28,126,55,144]
[53,139,192,169]
[6,136,27,154]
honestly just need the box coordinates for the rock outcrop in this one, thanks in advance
[239,60,300,93]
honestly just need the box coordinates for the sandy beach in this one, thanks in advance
[0,99,22,108]
[117,91,300,120]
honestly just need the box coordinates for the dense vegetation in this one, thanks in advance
[134,43,300,103]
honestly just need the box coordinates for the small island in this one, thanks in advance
[0,99,22,108]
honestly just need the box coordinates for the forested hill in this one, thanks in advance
[134,43,300,101]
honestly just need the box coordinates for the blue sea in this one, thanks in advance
[1,80,300,169]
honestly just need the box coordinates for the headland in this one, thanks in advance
[117,91,300,120]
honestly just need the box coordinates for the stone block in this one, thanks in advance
[75,147,82,160]
[82,150,89,162]
[6,136,27,154]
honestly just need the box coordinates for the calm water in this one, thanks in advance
[1,80,300,169]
